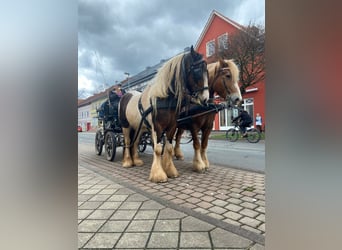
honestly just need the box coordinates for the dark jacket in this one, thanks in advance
[233,110,253,125]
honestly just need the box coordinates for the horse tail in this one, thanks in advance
[119,93,133,128]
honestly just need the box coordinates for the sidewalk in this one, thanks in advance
[78,142,265,249]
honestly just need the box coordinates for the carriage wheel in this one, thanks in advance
[246,128,261,143]
[95,130,103,155]
[138,139,147,153]
[105,131,116,161]
[226,129,238,142]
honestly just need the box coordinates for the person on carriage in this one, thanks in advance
[232,109,253,137]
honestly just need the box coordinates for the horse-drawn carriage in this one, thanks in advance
[94,46,244,183]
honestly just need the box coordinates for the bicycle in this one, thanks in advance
[225,121,261,143]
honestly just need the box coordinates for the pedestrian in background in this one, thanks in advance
[255,113,262,132]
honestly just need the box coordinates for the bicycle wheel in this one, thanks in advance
[226,129,239,142]
[246,128,261,143]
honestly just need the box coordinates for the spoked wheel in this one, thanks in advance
[105,131,116,161]
[95,130,103,155]
[246,128,261,143]
[138,139,147,153]
[226,129,239,142]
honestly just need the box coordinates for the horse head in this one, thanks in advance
[210,59,242,105]
[183,46,209,105]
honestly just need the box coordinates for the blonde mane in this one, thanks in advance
[148,53,186,113]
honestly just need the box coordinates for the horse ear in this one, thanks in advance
[190,45,195,56]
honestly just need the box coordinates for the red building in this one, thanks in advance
[195,10,265,131]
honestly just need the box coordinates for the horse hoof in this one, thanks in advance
[134,160,144,167]
[122,162,133,168]
[149,175,168,183]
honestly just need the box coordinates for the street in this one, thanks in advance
[78,132,265,173]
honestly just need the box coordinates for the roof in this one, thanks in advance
[195,10,244,50]
[123,59,168,89]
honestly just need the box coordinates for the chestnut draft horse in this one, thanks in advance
[119,46,209,183]
[174,59,242,172]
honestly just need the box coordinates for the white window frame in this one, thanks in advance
[206,39,215,57]
[218,33,228,51]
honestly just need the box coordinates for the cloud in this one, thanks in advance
[78,0,265,98]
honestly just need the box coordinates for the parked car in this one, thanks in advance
[78,125,82,132]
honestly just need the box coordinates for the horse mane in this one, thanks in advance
[148,53,186,113]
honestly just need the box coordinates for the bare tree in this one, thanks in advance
[217,23,265,94]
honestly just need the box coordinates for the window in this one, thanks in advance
[218,33,228,51]
[206,40,215,57]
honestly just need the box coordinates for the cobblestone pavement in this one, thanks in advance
[78,144,265,249]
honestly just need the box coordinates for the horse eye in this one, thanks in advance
[226,74,231,78]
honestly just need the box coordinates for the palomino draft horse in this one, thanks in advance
[119,46,209,182]
[174,59,242,172]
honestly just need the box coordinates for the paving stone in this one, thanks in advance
[82,189,101,195]
[99,220,130,232]
[115,188,136,195]
[108,194,129,201]
[98,201,122,210]
[193,207,210,214]
[207,212,224,220]
[79,184,93,189]
[78,232,93,248]
[256,206,265,213]
[225,204,243,212]
[87,209,114,220]
[92,184,109,189]
[126,193,149,201]
[208,206,227,214]
[147,232,179,248]
[181,216,215,231]
[223,218,242,226]
[78,210,93,220]
[115,232,149,248]
[88,194,111,202]
[227,197,243,205]
[78,194,94,202]
[200,195,216,202]
[240,201,258,209]
[158,208,186,219]
[153,219,180,231]
[256,214,265,222]
[255,194,265,200]
[240,208,259,218]
[110,210,136,220]
[140,200,165,210]
[242,225,262,234]
[258,223,265,232]
[180,232,211,248]
[196,201,213,209]
[79,201,103,210]
[78,219,106,232]
[84,232,121,248]
[224,211,243,220]
[239,216,262,228]
[210,227,252,248]
[119,201,142,210]
[98,188,118,195]
[187,197,201,204]
[134,210,159,220]
[212,199,228,207]
[126,220,154,232]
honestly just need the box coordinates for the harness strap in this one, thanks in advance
[138,98,153,130]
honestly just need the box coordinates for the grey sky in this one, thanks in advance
[78,0,265,98]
